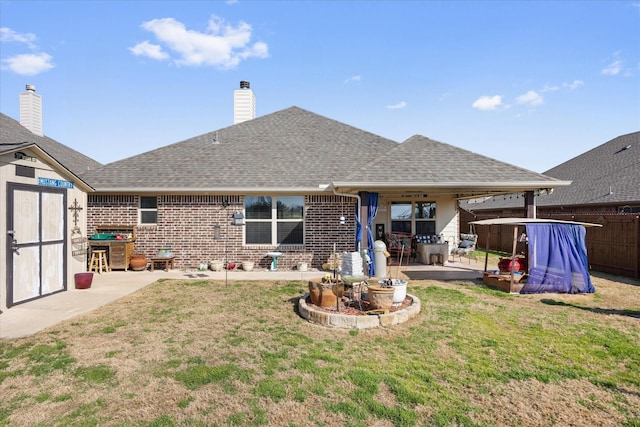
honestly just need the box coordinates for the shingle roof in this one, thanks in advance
[81,106,564,194]
[0,113,102,177]
[463,131,640,210]
[82,107,399,190]
[347,135,559,184]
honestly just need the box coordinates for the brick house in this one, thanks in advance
[1,82,572,312]
[81,100,568,272]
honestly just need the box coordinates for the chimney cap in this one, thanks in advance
[240,81,250,89]
[25,84,36,92]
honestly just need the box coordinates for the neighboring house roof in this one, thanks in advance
[0,112,102,178]
[80,106,567,197]
[463,131,640,211]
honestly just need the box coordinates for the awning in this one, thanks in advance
[470,217,602,227]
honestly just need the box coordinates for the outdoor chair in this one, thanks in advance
[451,233,478,264]
[385,232,415,265]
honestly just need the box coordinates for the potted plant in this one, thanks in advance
[308,274,344,307]
[74,272,94,289]
[209,260,224,271]
[129,254,148,271]
[366,283,396,309]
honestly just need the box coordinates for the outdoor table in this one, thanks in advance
[149,256,175,272]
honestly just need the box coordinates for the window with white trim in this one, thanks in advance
[245,196,304,245]
[139,196,158,224]
[391,201,436,235]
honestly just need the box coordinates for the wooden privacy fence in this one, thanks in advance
[461,211,640,279]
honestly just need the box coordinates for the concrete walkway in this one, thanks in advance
[0,261,487,339]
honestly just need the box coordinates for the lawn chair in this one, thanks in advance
[451,233,478,263]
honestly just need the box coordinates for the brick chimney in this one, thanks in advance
[233,81,255,124]
[20,84,43,136]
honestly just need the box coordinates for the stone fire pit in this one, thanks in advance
[298,293,421,329]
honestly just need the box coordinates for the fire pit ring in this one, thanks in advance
[298,293,421,329]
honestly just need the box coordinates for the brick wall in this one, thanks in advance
[87,194,358,270]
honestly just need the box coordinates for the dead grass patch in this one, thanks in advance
[0,275,639,426]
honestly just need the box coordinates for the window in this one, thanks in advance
[391,202,412,233]
[245,196,304,245]
[139,196,158,224]
[415,201,436,235]
[391,201,436,235]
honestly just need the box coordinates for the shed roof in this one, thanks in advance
[0,113,102,178]
[0,113,100,191]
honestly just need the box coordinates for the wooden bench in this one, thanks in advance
[149,256,175,272]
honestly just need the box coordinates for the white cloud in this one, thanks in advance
[0,27,54,75]
[386,101,407,109]
[602,59,622,76]
[131,15,269,69]
[540,79,584,94]
[516,90,543,106]
[344,75,361,84]
[541,84,560,92]
[564,80,584,90]
[472,95,503,111]
[601,51,633,76]
[129,41,169,60]
[2,52,54,75]
[0,27,37,48]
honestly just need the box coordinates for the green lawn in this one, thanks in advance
[1,274,639,426]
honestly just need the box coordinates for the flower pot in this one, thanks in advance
[380,279,408,304]
[74,272,94,289]
[297,262,308,272]
[209,260,223,271]
[242,261,254,271]
[308,278,344,307]
[366,285,396,309]
[130,254,148,271]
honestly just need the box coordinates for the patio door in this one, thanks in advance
[6,183,67,307]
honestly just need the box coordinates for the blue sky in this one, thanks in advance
[1,0,638,173]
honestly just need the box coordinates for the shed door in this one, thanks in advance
[6,183,67,307]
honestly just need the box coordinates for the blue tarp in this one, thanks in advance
[522,223,595,294]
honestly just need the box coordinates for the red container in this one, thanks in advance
[498,257,522,273]
[74,272,94,289]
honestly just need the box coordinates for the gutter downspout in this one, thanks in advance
[330,186,362,251]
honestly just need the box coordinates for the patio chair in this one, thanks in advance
[451,233,478,264]
[385,232,415,265]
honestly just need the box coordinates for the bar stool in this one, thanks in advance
[89,249,110,273]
